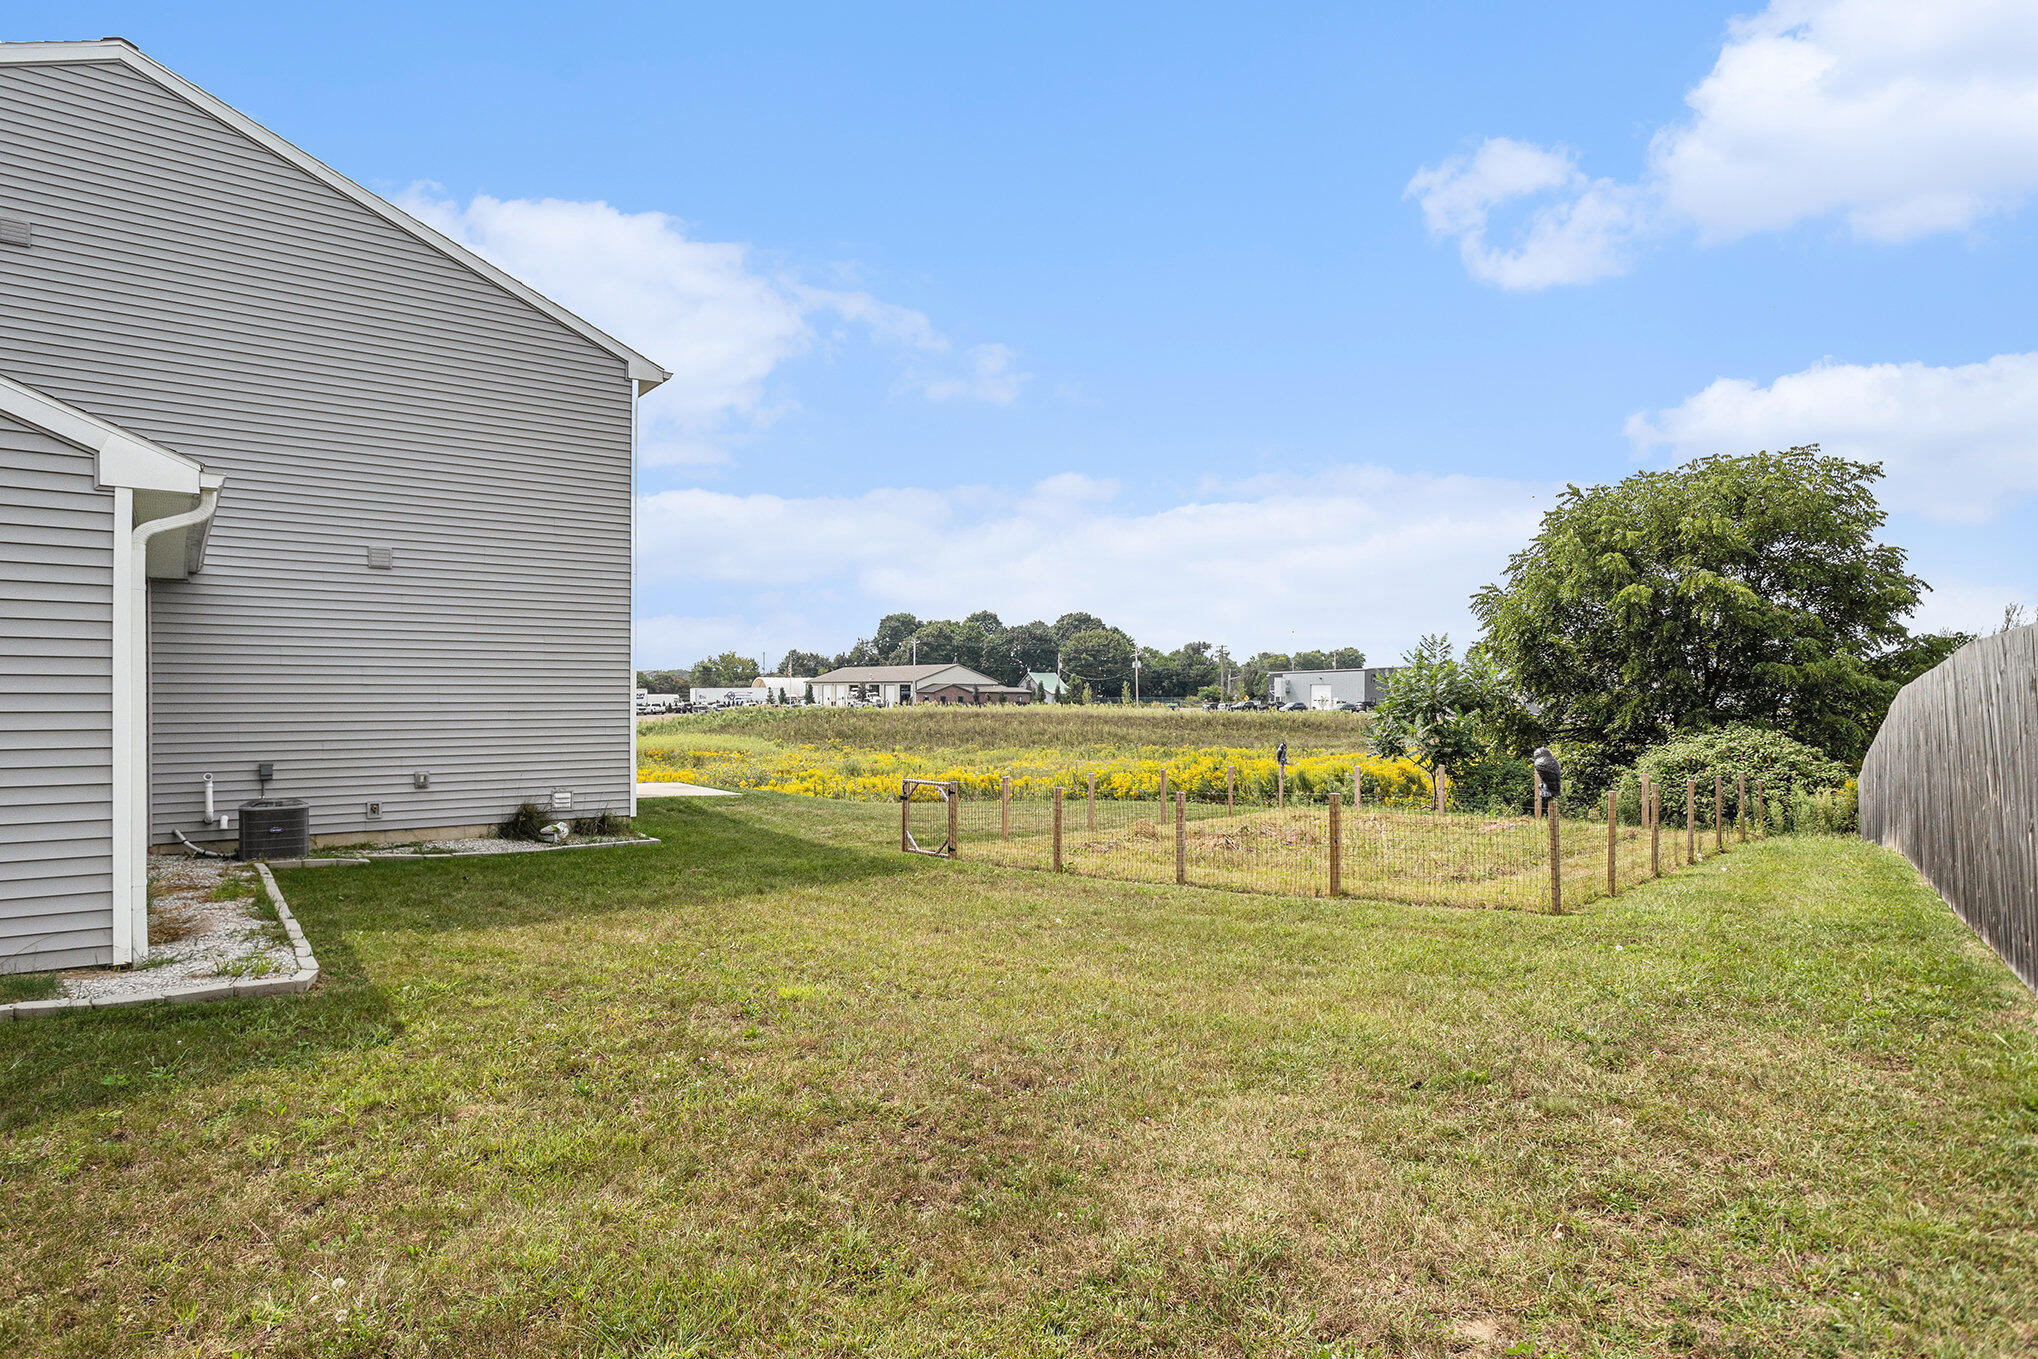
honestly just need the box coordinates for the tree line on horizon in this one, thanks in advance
[637,610,1368,702]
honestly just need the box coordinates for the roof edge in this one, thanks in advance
[0,370,205,494]
[0,39,672,393]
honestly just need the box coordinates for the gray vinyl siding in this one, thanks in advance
[0,60,636,842]
[0,412,116,973]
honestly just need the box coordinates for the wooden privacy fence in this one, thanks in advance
[1860,623,2038,995]
[901,767,1764,913]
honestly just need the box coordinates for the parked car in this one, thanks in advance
[1335,701,1362,712]
[1279,701,1309,712]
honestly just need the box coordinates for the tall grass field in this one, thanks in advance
[638,705,1433,803]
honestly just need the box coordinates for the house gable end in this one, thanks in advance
[0,40,668,392]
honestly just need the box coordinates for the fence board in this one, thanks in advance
[1860,623,2037,995]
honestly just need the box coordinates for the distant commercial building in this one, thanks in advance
[810,663,1017,707]
[919,681,1035,706]
[752,676,809,703]
[1266,667,1400,710]
[691,686,767,707]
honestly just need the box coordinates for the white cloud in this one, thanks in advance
[635,466,1549,663]
[1907,574,2037,637]
[1625,350,2038,522]
[634,612,810,669]
[1411,0,2038,286]
[397,187,1025,466]
[1405,139,1650,288]
[920,343,1032,404]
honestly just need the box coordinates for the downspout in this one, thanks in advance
[122,486,221,960]
[629,380,640,820]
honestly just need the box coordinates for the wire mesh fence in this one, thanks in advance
[895,769,1798,912]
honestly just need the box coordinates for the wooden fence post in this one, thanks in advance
[1437,765,1449,813]
[1534,775,1542,822]
[1548,793,1562,914]
[1714,774,1725,854]
[1606,788,1617,897]
[1160,768,1169,809]
[1174,791,1186,885]
[1227,763,1236,817]
[1052,787,1063,871]
[1277,764,1285,809]
[948,781,960,857]
[1686,779,1697,863]
[899,779,910,852]
[1086,770,1096,833]
[1329,792,1342,897]
[1001,774,1011,840]
[1353,765,1362,810]
[1650,784,1660,877]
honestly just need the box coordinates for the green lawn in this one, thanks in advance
[2,794,2034,1356]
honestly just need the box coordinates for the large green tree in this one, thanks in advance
[1471,448,1937,766]
[1060,628,1135,695]
[1051,611,1110,644]
[872,613,921,659]
[690,651,761,688]
[1001,620,1061,680]
[774,650,829,677]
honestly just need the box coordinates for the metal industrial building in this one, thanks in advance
[1265,667,1400,710]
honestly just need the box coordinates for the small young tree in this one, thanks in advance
[1368,636,1496,789]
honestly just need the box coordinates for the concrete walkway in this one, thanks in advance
[636,781,739,799]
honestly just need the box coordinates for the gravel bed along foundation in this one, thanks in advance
[0,857,318,1020]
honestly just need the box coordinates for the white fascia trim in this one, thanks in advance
[0,371,203,494]
[0,41,671,393]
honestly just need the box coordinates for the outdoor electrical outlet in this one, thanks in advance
[367,802,381,818]
[414,772,430,789]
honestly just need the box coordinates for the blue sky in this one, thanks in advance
[21,1,2038,666]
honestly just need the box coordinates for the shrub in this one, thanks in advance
[1633,724,1850,808]
[498,800,549,841]
[1784,779,1858,834]
[1442,749,1535,814]
[572,810,629,837]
